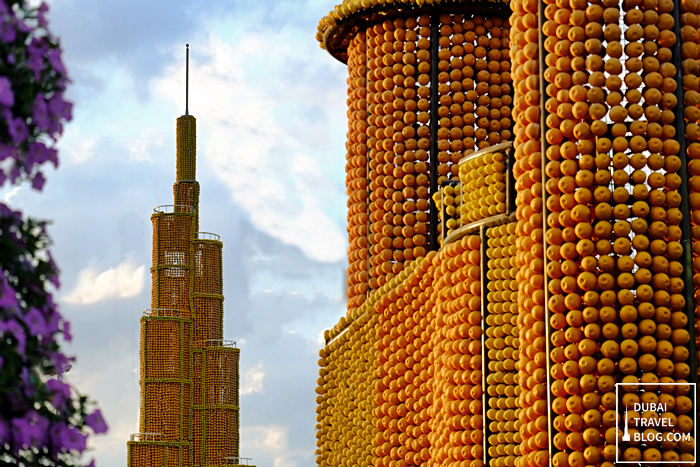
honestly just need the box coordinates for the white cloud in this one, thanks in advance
[244,425,297,467]
[59,126,99,164]
[63,260,146,304]
[127,130,165,164]
[241,361,265,395]
[153,34,346,263]
[3,186,21,203]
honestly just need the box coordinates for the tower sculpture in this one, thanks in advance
[126,46,253,467]
[315,1,698,466]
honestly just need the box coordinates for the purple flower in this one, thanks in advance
[38,3,49,28]
[0,143,18,162]
[47,379,71,407]
[50,423,86,453]
[0,76,13,107]
[3,109,27,144]
[0,20,16,43]
[48,350,72,375]
[0,355,3,370]
[7,118,27,145]
[0,276,19,310]
[48,48,66,75]
[33,94,50,131]
[85,410,108,434]
[31,171,45,190]
[61,320,72,341]
[11,411,49,450]
[48,94,72,123]
[24,307,47,335]
[45,308,61,334]
[0,319,26,353]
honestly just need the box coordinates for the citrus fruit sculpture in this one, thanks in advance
[126,113,252,467]
[316,1,698,466]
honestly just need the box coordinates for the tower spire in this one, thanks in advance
[185,44,189,116]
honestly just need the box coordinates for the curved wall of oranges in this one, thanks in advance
[318,2,699,467]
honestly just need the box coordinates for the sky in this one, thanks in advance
[1,1,351,466]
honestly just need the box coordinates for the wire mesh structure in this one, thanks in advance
[192,239,224,345]
[128,111,253,466]
[139,309,192,441]
[193,342,240,467]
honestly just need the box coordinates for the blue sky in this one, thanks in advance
[1,1,350,466]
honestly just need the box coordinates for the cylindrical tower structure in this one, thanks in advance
[193,342,241,467]
[319,2,513,316]
[316,1,698,467]
[138,309,193,441]
[192,237,224,344]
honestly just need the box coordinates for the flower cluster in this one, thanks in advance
[0,0,72,191]
[0,2,104,466]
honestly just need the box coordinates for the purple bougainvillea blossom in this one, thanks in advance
[31,171,44,190]
[11,411,49,450]
[50,423,86,453]
[0,3,102,465]
[23,307,47,336]
[37,3,49,28]
[32,94,50,131]
[1,319,26,353]
[85,409,108,434]
[46,379,71,407]
[0,276,19,310]
[0,76,14,107]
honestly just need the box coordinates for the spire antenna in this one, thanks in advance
[185,44,189,116]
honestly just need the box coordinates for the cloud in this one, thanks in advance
[63,260,146,304]
[3,186,21,203]
[153,32,347,263]
[127,130,165,164]
[241,361,265,395]
[59,126,99,164]
[243,425,307,467]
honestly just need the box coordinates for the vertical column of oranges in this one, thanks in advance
[681,0,700,381]
[614,0,695,463]
[346,33,370,315]
[367,16,431,293]
[539,0,606,465]
[508,0,548,466]
[374,256,434,467]
[403,254,437,467]
[315,307,378,467]
[429,236,484,467]
[485,223,521,467]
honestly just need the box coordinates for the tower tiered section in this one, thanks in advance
[315,1,698,466]
[126,113,252,467]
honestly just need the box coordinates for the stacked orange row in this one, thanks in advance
[315,306,378,467]
[346,32,371,314]
[435,14,513,185]
[540,0,694,463]
[429,236,485,467]
[485,223,521,467]
[375,256,434,467]
[681,0,700,377]
[366,16,432,294]
[509,1,549,466]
